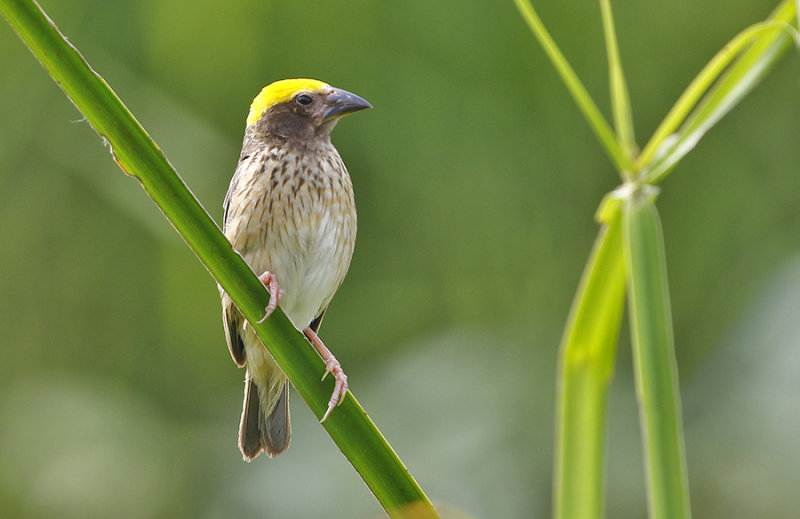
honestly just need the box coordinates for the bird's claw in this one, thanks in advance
[256,271,284,323]
[303,325,348,422]
[320,357,348,422]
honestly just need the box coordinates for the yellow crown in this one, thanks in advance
[247,78,330,126]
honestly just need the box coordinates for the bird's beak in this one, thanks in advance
[322,88,372,122]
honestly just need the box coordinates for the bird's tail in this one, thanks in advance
[239,373,290,460]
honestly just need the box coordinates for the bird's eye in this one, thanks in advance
[295,94,313,106]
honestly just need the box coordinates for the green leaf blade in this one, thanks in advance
[639,0,797,182]
[554,199,627,519]
[600,0,636,168]
[623,193,691,519]
[513,0,632,173]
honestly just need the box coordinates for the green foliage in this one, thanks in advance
[514,1,798,518]
[553,197,626,519]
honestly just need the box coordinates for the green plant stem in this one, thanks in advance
[554,196,627,519]
[516,2,797,519]
[639,0,797,181]
[637,22,781,168]
[0,0,439,516]
[599,0,636,169]
[513,0,633,173]
[623,190,691,519]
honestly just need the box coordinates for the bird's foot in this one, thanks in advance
[304,326,348,422]
[256,271,285,323]
[320,357,348,422]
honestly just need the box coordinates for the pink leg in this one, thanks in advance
[304,326,348,422]
[256,271,285,323]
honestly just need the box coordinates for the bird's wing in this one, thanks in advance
[222,299,247,367]
[308,309,326,334]
[222,186,233,232]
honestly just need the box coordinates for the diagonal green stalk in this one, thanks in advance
[599,0,636,170]
[623,188,691,519]
[554,195,627,519]
[0,0,439,516]
[513,0,633,173]
[639,0,797,182]
[637,21,787,168]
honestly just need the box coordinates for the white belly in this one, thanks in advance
[224,145,357,330]
[248,209,353,328]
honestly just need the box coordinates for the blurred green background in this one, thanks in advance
[1,0,798,517]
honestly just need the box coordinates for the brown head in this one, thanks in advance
[245,78,372,144]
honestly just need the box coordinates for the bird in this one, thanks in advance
[218,78,371,460]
